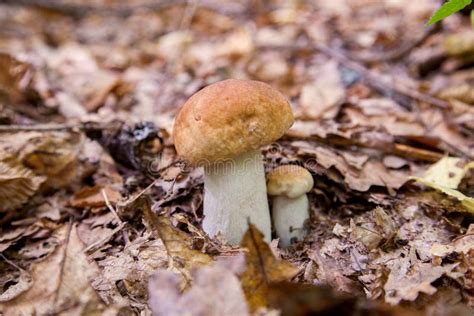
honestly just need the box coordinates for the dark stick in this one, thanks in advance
[0,0,243,18]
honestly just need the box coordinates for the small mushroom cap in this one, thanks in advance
[173,79,294,166]
[267,165,313,198]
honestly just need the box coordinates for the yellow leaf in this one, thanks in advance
[410,157,474,214]
[240,224,299,311]
[141,196,212,284]
[421,157,472,189]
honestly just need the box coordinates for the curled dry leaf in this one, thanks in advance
[0,131,85,190]
[240,224,299,311]
[297,144,407,192]
[0,162,45,212]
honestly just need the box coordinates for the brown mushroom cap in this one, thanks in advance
[267,165,313,198]
[173,79,294,166]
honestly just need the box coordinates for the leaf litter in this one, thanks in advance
[0,0,473,315]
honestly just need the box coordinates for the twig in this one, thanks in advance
[312,42,450,109]
[123,159,183,206]
[349,24,440,63]
[54,218,73,307]
[260,40,450,110]
[0,0,243,18]
[0,253,27,272]
[101,189,122,224]
[0,123,79,132]
[83,222,127,253]
[0,121,118,133]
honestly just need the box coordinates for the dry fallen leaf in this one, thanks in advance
[141,196,212,282]
[298,61,345,120]
[430,224,474,258]
[0,52,31,103]
[240,224,299,311]
[70,185,122,209]
[0,162,45,212]
[384,255,457,305]
[410,157,474,213]
[0,224,109,315]
[0,131,85,190]
[149,257,249,316]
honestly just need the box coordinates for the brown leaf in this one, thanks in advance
[0,224,108,315]
[0,162,45,212]
[0,53,31,103]
[240,224,299,311]
[384,256,457,305]
[0,131,85,190]
[70,185,121,208]
[149,257,249,316]
[141,196,212,280]
[298,61,345,120]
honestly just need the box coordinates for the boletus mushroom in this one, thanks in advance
[267,165,313,247]
[173,79,294,244]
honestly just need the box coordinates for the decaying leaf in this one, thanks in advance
[149,257,249,316]
[240,224,299,311]
[384,255,458,305]
[430,224,474,257]
[100,236,171,302]
[0,162,45,212]
[0,270,33,303]
[0,225,109,315]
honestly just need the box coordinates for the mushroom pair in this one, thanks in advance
[173,79,311,245]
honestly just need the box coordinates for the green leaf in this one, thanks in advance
[427,0,473,25]
[471,9,474,28]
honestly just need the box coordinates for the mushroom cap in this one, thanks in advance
[173,79,294,166]
[267,165,313,198]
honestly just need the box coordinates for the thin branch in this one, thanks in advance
[0,0,243,18]
[0,253,27,272]
[83,222,126,253]
[0,121,118,133]
[349,24,441,63]
[101,189,122,225]
[54,218,73,307]
[260,40,449,110]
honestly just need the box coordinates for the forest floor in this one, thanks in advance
[0,0,473,315]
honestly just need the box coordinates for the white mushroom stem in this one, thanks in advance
[272,194,309,247]
[203,149,271,244]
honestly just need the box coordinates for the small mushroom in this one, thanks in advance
[267,165,313,247]
[173,79,294,244]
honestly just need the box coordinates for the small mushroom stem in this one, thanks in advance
[203,149,271,244]
[272,194,309,247]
